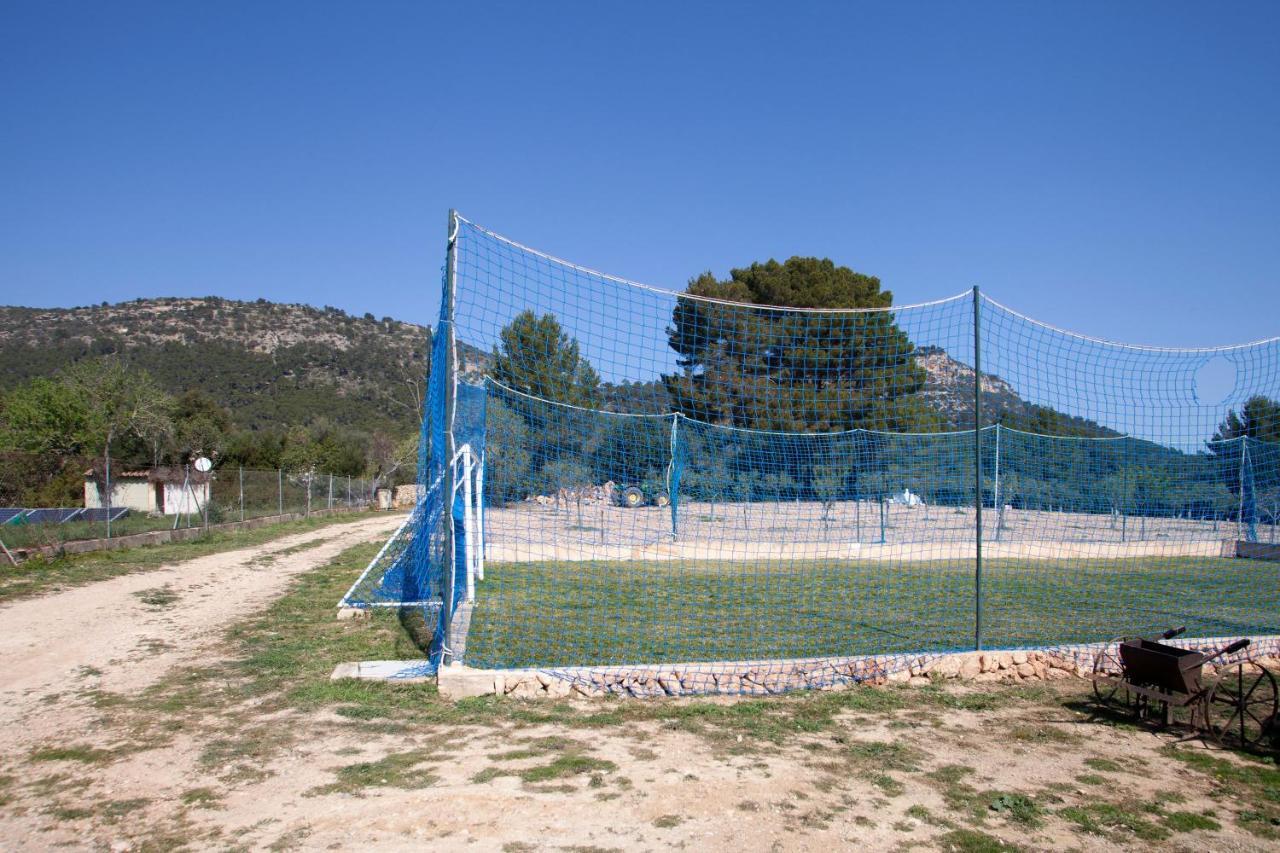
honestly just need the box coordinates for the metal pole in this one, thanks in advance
[994,423,1001,542]
[441,209,460,662]
[239,466,244,522]
[278,468,284,516]
[973,285,984,651]
[328,473,333,509]
[105,445,112,539]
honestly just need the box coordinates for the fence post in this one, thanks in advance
[278,468,283,516]
[239,466,245,522]
[993,423,1001,542]
[440,209,460,662]
[105,446,112,540]
[973,285,984,651]
[306,474,312,516]
[328,473,333,509]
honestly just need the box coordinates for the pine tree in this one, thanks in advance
[662,258,928,432]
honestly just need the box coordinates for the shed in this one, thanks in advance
[84,467,212,516]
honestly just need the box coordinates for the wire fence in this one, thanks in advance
[0,458,379,553]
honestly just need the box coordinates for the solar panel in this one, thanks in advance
[0,508,26,525]
[22,508,85,525]
[78,507,130,523]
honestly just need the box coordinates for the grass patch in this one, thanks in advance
[30,745,114,764]
[1163,810,1220,832]
[133,585,180,608]
[521,754,616,783]
[1162,747,1280,838]
[1082,757,1123,773]
[1058,802,1170,842]
[935,828,1021,852]
[180,787,224,808]
[311,749,441,796]
[987,792,1041,827]
[652,814,683,828]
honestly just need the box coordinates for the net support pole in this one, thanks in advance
[973,285,984,651]
[440,209,460,663]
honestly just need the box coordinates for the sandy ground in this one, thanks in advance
[0,512,1275,852]
[485,499,1259,561]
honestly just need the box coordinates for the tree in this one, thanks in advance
[491,312,602,482]
[541,458,593,527]
[1099,471,1134,540]
[1209,396,1280,512]
[171,389,232,462]
[62,358,173,522]
[812,461,851,532]
[1212,396,1280,445]
[367,430,418,490]
[483,399,532,505]
[662,258,928,432]
[0,377,94,457]
[491,311,599,406]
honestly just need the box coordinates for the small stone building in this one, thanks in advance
[84,467,212,516]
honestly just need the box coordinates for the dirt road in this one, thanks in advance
[0,513,403,736]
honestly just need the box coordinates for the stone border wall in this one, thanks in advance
[438,635,1280,699]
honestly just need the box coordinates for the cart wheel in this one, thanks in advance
[620,486,645,508]
[1206,663,1278,749]
[1092,639,1133,712]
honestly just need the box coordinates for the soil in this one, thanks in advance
[0,513,1274,852]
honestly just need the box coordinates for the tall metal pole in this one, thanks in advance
[105,444,112,539]
[278,468,284,516]
[993,423,1001,542]
[973,286,984,651]
[441,209,460,662]
[239,466,245,522]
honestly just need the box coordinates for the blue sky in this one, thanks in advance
[2,2,1278,350]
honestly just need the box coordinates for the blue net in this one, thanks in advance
[344,214,1280,692]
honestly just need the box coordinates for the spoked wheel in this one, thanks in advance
[1206,663,1279,749]
[1092,638,1134,712]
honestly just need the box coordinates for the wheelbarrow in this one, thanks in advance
[1091,627,1278,749]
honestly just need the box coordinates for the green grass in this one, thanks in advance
[310,749,441,795]
[1058,802,1170,842]
[463,556,1280,667]
[30,744,114,764]
[0,510,384,604]
[1162,747,1280,838]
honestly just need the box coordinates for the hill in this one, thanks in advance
[0,298,439,435]
[0,299,1115,439]
[915,346,1117,436]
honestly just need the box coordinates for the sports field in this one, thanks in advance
[464,556,1280,669]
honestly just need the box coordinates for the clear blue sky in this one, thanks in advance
[2,2,1278,348]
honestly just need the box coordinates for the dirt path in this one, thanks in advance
[0,513,402,735]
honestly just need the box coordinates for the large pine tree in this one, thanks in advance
[662,257,933,432]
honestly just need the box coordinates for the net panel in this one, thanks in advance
[346,215,1280,692]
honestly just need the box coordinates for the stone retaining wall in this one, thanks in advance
[437,635,1280,700]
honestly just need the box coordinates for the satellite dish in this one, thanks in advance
[193,456,213,473]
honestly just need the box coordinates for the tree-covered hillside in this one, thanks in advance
[0,298,434,434]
